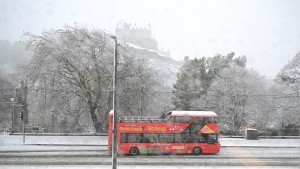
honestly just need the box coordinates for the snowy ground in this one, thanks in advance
[0,134,299,147]
[0,134,299,169]
[0,166,297,169]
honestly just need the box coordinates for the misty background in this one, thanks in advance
[1,0,300,77]
[0,0,299,135]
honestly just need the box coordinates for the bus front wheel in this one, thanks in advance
[129,147,139,156]
[192,147,202,155]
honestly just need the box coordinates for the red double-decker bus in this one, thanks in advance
[108,110,220,155]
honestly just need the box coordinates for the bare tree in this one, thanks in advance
[117,52,156,116]
[198,63,268,131]
[0,70,15,131]
[21,25,157,133]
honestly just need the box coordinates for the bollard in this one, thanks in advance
[245,128,258,140]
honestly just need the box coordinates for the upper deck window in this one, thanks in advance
[167,116,193,123]
[206,117,217,124]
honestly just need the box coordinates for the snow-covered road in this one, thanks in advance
[0,134,299,147]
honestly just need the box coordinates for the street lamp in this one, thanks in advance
[51,110,55,133]
[111,35,118,169]
[10,98,15,133]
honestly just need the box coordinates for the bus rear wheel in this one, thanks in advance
[129,147,139,156]
[192,147,202,155]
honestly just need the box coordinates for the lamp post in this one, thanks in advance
[10,98,15,133]
[22,111,25,143]
[51,110,55,133]
[111,35,118,169]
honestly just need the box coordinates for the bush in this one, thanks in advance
[258,129,279,136]
[269,129,279,136]
[281,124,300,136]
[221,130,243,136]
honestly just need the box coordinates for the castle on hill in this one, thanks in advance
[115,22,159,51]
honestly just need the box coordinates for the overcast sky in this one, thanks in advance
[1,0,299,78]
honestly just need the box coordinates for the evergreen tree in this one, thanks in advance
[273,52,300,127]
[172,53,247,110]
[172,57,193,110]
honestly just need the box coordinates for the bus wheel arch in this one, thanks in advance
[192,146,202,155]
[129,147,140,156]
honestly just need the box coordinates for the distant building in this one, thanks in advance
[115,22,158,51]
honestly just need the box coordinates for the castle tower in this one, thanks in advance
[115,22,158,51]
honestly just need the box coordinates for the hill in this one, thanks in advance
[126,42,182,89]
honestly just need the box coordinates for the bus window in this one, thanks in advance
[167,117,176,123]
[121,134,127,143]
[144,134,158,143]
[207,117,216,123]
[127,134,139,143]
[190,118,205,133]
[159,134,175,143]
[191,134,202,143]
[193,117,204,125]
[176,116,193,123]
[175,134,182,143]
[202,134,218,144]
[208,134,218,144]
[190,123,202,133]
[182,133,192,143]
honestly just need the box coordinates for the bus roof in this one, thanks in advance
[169,111,217,117]
[109,110,217,118]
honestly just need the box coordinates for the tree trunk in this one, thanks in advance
[86,90,100,133]
[89,106,100,133]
